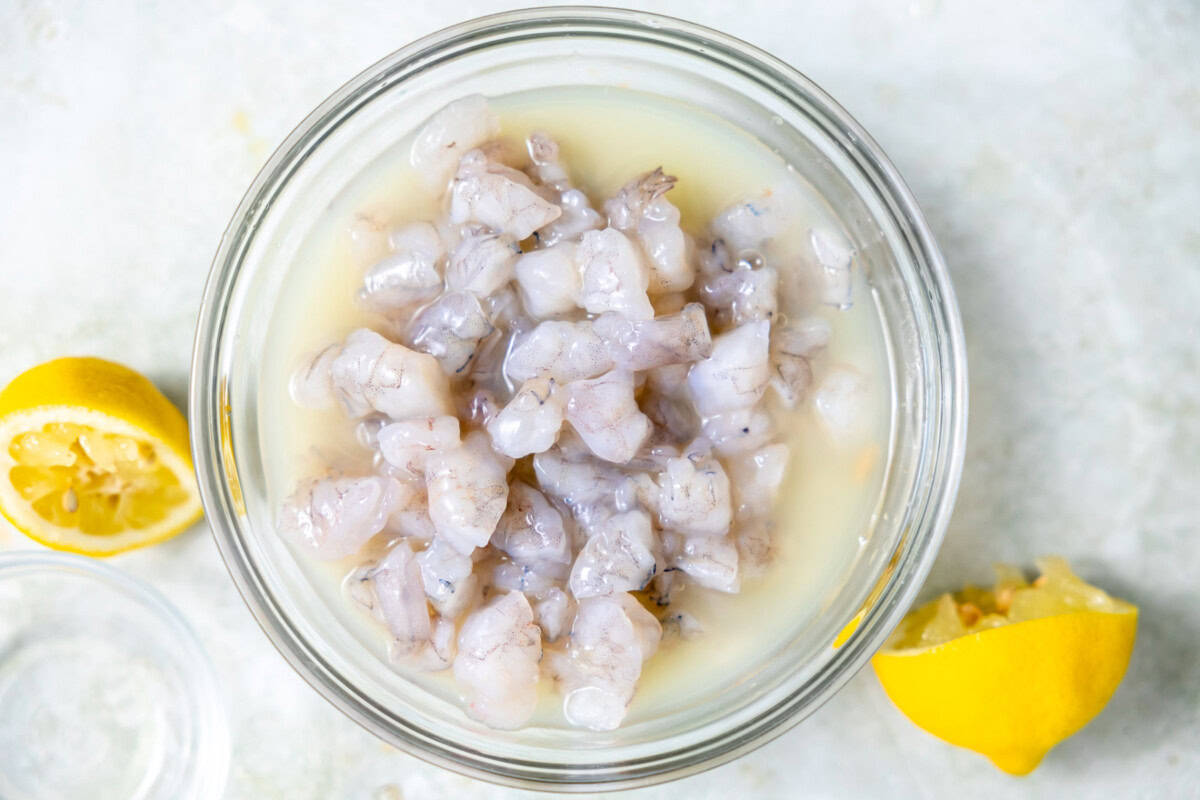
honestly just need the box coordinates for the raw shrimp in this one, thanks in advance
[504,320,614,384]
[491,481,573,569]
[278,474,408,560]
[700,406,773,457]
[593,302,713,372]
[408,291,495,376]
[531,585,574,642]
[446,231,521,297]
[655,442,733,538]
[556,593,661,730]
[711,194,780,252]
[514,242,580,319]
[453,592,542,729]
[812,366,871,444]
[359,222,445,312]
[604,168,693,294]
[700,266,778,328]
[357,541,432,656]
[532,439,627,534]
[449,150,562,240]
[410,95,500,189]
[734,517,772,579]
[330,328,454,419]
[486,377,566,459]
[809,227,854,309]
[564,371,652,464]
[686,320,771,416]
[416,536,480,620]
[641,363,700,442]
[289,344,340,409]
[727,443,790,521]
[377,416,461,479]
[769,317,831,407]
[575,228,654,320]
[568,509,658,599]
[425,431,513,554]
[526,132,603,246]
[661,531,740,593]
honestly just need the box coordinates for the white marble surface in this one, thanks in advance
[2,1,1198,797]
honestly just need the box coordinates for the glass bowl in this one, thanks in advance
[190,6,966,790]
[0,551,228,800]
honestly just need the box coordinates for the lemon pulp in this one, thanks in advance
[0,358,202,555]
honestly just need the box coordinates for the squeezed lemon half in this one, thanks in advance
[872,557,1137,775]
[0,358,202,555]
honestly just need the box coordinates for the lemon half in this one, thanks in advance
[872,558,1137,775]
[0,358,202,555]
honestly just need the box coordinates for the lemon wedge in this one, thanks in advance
[872,557,1137,775]
[0,357,202,555]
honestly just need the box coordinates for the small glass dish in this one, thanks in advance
[0,551,229,800]
[191,6,966,791]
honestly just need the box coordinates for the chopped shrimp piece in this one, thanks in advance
[532,585,575,642]
[416,537,480,620]
[727,442,790,520]
[410,95,500,189]
[377,416,461,479]
[505,320,614,384]
[568,510,658,599]
[446,231,520,296]
[407,291,495,376]
[724,441,792,522]
[408,616,457,672]
[810,228,854,308]
[486,377,566,458]
[360,541,432,656]
[662,531,740,593]
[542,188,604,246]
[330,328,454,419]
[289,344,340,409]
[593,302,713,371]
[686,320,771,416]
[700,406,773,457]
[734,518,772,578]
[492,481,572,568]
[812,366,871,444]
[514,242,580,319]
[700,266,778,328]
[565,371,652,464]
[425,431,513,554]
[711,195,779,252]
[278,474,409,560]
[526,132,604,246]
[347,211,391,266]
[604,168,693,294]
[491,559,567,595]
[385,487,437,541]
[453,592,542,729]
[576,228,654,320]
[556,593,661,730]
[769,317,831,407]
[449,150,562,239]
[655,442,733,537]
[456,385,501,428]
[640,363,699,441]
[358,222,445,312]
[532,439,627,535]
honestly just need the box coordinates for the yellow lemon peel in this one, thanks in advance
[872,557,1137,775]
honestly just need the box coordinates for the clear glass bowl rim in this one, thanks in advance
[0,550,230,800]
[189,5,967,790]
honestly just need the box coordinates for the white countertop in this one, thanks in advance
[2,1,1197,797]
